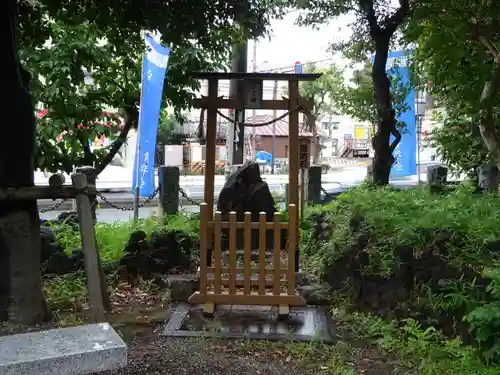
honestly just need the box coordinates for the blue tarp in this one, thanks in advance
[255,151,272,164]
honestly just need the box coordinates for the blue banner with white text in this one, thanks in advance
[132,35,170,197]
[386,50,416,177]
[372,50,416,177]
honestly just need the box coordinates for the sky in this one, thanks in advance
[251,11,356,73]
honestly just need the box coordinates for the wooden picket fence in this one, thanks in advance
[188,203,306,314]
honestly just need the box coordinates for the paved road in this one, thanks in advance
[37,167,369,210]
[39,163,448,223]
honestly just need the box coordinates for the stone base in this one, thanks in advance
[166,274,200,303]
[297,284,331,305]
[0,323,127,375]
[162,303,334,343]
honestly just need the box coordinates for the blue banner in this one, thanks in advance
[386,50,416,177]
[132,35,170,197]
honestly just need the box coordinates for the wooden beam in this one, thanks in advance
[0,185,96,201]
[204,78,218,218]
[288,81,300,266]
[188,291,306,306]
[193,97,314,111]
[190,72,322,81]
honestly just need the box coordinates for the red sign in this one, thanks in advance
[294,61,303,74]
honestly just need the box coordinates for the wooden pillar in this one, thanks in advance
[288,79,300,271]
[204,78,219,218]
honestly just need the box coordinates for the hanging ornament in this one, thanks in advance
[234,122,240,150]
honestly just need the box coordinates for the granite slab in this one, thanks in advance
[0,323,127,375]
[163,302,335,343]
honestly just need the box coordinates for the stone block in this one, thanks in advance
[478,163,499,192]
[427,165,448,186]
[297,284,331,306]
[0,323,127,375]
[167,274,199,302]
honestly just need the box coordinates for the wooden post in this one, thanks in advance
[75,166,97,222]
[288,79,300,272]
[204,78,219,218]
[71,172,106,322]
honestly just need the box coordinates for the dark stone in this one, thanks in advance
[119,230,156,277]
[297,284,331,306]
[166,275,199,302]
[216,161,285,250]
[295,272,310,287]
[119,229,196,277]
[56,211,79,229]
[477,163,499,192]
[427,165,448,193]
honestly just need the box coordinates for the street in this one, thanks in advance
[38,163,445,223]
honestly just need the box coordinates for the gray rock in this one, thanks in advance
[295,271,310,287]
[167,274,199,302]
[478,163,499,192]
[298,284,331,306]
[427,165,448,187]
[0,323,127,375]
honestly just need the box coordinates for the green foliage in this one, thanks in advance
[44,213,200,310]
[157,112,186,147]
[427,113,487,178]
[332,61,411,127]
[301,185,500,364]
[342,312,499,375]
[407,0,500,173]
[54,213,200,263]
[299,62,343,119]
[18,0,284,173]
[21,19,138,173]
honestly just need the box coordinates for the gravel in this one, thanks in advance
[97,333,323,375]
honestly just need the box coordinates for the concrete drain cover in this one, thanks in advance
[162,303,334,343]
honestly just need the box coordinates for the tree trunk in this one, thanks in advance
[0,0,49,323]
[371,38,399,185]
[478,61,500,173]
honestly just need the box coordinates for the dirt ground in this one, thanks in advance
[0,282,408,375]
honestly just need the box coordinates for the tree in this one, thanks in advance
[155,112,187,166]
[1,0,281,324]
[407,0,500,174]
[21,19,140,174]
[299,62,344,162]
[331,61,410,135]
[292,0,413,184]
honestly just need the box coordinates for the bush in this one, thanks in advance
[42,213,200,276]
[301,184,500,363]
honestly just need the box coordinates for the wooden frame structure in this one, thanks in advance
[0,172,109,322]
[187,72,321,314]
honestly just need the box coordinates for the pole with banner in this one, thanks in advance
[132,34,170,220]
[372,50,416,178]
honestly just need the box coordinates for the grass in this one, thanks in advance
[300,183,500,374]
[38,186,500,374]
[52,213,199,262]
[43,213,198,315]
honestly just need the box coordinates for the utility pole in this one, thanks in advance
[251,40,257,160]
[271,79,278,174]
[227,1,249,166]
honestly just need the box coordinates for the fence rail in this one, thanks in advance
[188,203,305,315]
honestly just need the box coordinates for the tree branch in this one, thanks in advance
[77,129,94,166]
[382,0,410,36]
[358,0,381,39]
[95,102,138,175]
